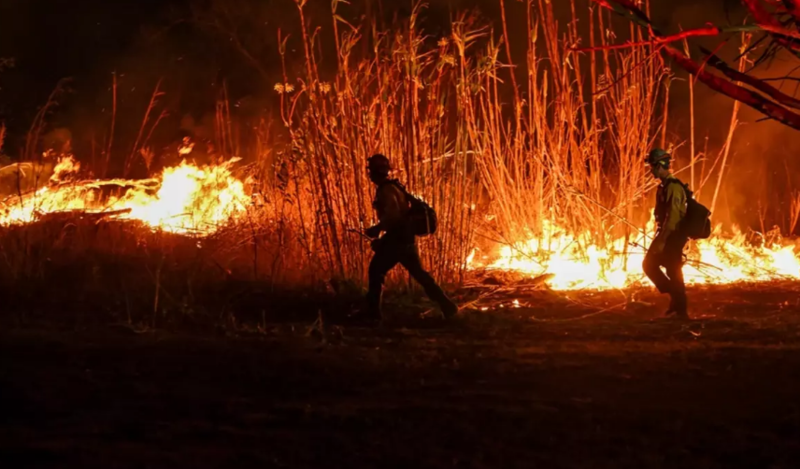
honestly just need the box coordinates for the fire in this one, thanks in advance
[1,154,799,290]
[468,220,800,291]
[49,156,80,183]
[0,155,249,235]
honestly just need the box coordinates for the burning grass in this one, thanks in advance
[0,160,796,330]
[0,0,799,322]
[467,220,800,290]
[0,156,250,235]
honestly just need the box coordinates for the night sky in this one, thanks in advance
[0,0,746,128]
[0,0,788,173]
[5,0,796,227]
[1,0,196,142]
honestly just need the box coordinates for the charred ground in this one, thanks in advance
[1,283,799,468]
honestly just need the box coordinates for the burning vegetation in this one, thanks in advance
[0,155,249,235]
[1,0,799,323]
[5,4,800,467]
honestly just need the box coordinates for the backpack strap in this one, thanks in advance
[376,179,415,208]
[378,178,403,191]
[382,179,417,201]
[390,179,406,193]
[666,178,693,199]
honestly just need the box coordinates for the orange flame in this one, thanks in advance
[49,155,80,183]
[468,219,800,290]
[0,156,249,235]
[1,154,798,290]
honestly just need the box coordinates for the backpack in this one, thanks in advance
[385,180,438,236]
[669,180,712,240]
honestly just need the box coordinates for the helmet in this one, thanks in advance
[646,148,671,167]
[367,153,392,174]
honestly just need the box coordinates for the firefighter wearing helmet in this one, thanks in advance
[643,148,690,319]
[356,153,458,323]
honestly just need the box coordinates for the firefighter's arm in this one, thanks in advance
[365,224,382,238]
[651,184,686,253]
[367,185,404,236]
[663,183,686,233]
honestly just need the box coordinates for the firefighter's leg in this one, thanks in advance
[664,235,689,317]
[642,249,672,294]
[400,244,458,318]
[366,245,399,319]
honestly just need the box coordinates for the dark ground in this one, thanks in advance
[1,283,800,468]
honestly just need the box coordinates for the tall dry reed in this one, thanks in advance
[247,0,670,287]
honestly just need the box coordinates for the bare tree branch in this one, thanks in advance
[701,46,800,110]
[590,0,800,131]
[573,25,759,53]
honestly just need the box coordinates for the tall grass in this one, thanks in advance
[0,0,674,323]
[248,0,669,286]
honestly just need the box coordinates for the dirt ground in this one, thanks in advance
[1,283,800,468]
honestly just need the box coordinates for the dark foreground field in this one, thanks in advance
[1,283,800,468]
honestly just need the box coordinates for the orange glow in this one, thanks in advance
[1,154,799,291]
[0,155,249,235]
[468,219,800,290]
